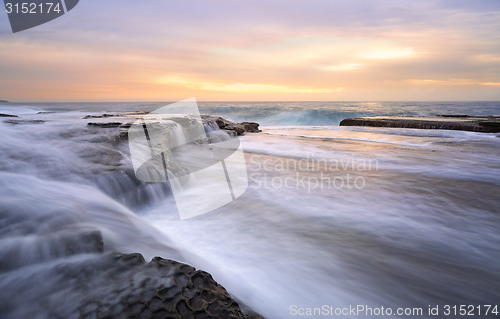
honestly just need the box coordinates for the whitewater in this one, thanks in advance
[1,101,499,318]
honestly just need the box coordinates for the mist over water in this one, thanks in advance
[10,100,500,126]
[144,126,500,318]
[1,102,500,318]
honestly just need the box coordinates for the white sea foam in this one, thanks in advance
[1,103,499,318]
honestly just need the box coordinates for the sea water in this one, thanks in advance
[1,101,499,318]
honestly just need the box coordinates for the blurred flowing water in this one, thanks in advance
[1,101,499,318]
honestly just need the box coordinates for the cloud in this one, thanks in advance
[406,79,478,86]
[359,47,417,60]
[157,76,342,94]
[317,63,367,72]
[1,0,500,101]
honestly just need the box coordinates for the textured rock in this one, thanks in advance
[201,115,261,135]
[340,115,500,133]
[83,113,260,136]
[239,122,262,133]
[75,253,260,319]
[0,228,262,319]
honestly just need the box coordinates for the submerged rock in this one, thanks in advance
[0,229,104,273]
[88,122,123,128]
[83,111,149,119]
[340,115,500,133]
[83,114,117,119]
[4,119,45,124]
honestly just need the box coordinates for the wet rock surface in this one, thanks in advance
[0,113,17,117]
[0,111,263,319]
[4,119,45,124]
[239,122,262,133]
[201,115,261,135]
[83,112,261,136]
[0,226,262,319]
[77,253,259,319]
[340,115,500,133]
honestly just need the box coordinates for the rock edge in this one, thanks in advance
[340,115,500,133]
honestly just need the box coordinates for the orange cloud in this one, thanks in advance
[317,63,367,71]
[157,76,343,94]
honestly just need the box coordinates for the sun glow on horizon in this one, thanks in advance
[359,47,417,60]
[317,63,367,72]
[156,77,343,94]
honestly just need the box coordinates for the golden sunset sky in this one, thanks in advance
[1,0,500,101]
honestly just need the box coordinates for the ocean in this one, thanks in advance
[1,101,499,318]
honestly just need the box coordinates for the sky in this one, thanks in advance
[0,0,500,102]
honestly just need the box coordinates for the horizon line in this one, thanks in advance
[3,100,500,103]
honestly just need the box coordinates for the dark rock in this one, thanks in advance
[83,114,117,119]
[239,122,261,133]
[119,123,133,129]
[73,253,259,319]
[84,111,149,120]
[127,111,150,115]
[1,248,262,318]
[88,122,123,128]
[201,115,261,135]
[0,113,18,117]
[222,122,246,135]
[4,119,45,124]
[0,100,8,103]
[340,115,500,133]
